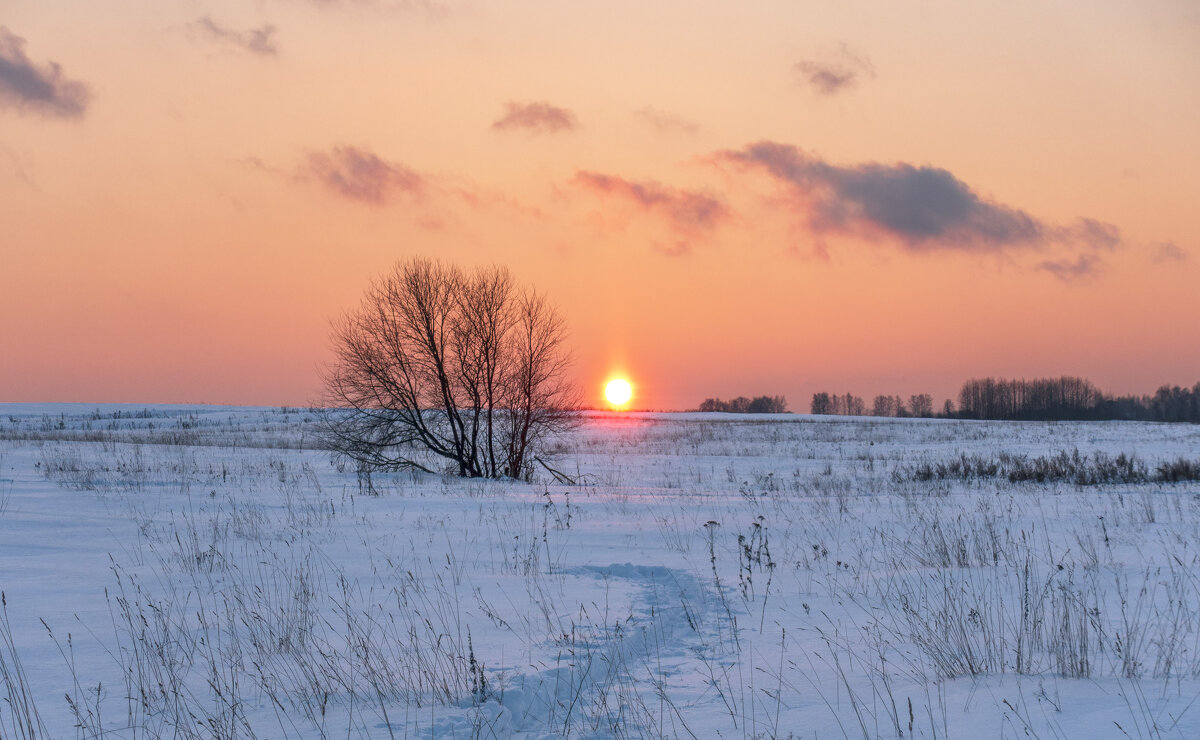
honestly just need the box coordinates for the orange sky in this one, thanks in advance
[2,0,1198,409]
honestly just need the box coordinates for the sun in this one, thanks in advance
[604,378,633,408]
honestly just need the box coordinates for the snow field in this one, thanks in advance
[1,406,1199,738]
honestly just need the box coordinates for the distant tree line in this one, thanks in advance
[807,376,1200,423]
[1139,384,1200,423]
[957,377,1103,420]
[958,377,1200,422]
[810,392,935,418]
[698,395,789,414]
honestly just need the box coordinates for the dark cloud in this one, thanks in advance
[723,141,1044,251]
[1151,241,1188,263]
[491,101,578,134]
[306,146,422,204]
[0,27,90,118]
[634,107,699,135]
[574,171,728,235]
[794,45,875,95]
[190,17,279,57]
[1037,254,1102,282]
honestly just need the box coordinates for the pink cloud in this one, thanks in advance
[574,171,728,231]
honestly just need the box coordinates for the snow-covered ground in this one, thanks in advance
[2,404,1199,738]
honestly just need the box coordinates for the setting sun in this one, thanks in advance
[604,378,633,407]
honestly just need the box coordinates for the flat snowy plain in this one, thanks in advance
[2,404,1200,739]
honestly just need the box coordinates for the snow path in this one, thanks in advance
[491,563,709,735]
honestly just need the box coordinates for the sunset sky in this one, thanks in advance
[3,0,1198,409]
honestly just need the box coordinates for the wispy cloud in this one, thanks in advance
[190,17,279,57]
[0,26,91,118]
[573,171,728,255]
[491,101,578,134]
[1151,241,1188,263]
[634,107,698,135]
[305,146,422,204]
[297,0,449,13]
[794,44,875,96]
[722,141,1043,251]
[1,144,35,186]
[1037,253,1102,282]
[1065,217,1121,251]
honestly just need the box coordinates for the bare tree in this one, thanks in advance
[822,392,866,416]
[909,393,934,418]
[321,258,580,480]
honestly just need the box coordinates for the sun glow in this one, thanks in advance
[604,378,633,408]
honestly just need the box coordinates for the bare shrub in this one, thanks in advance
[901,449,1197,486]
[1155,457,1200,482]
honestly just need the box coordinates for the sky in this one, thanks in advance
[2,0,1198,410]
